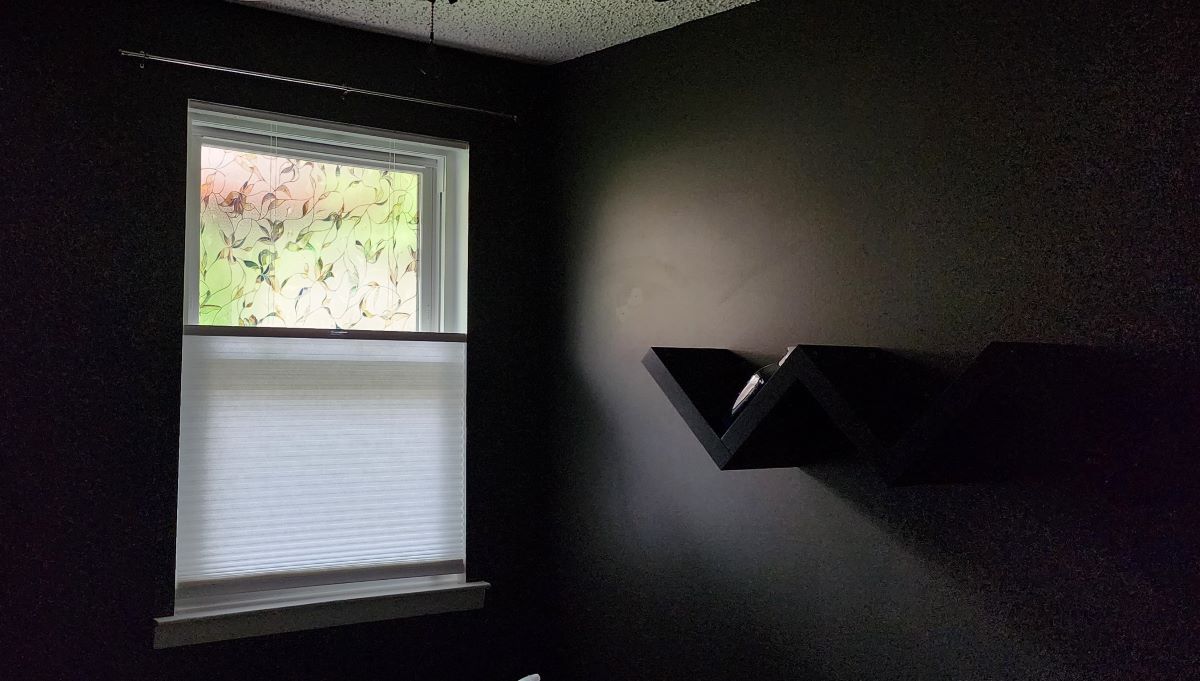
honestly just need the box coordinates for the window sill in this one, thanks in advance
[154,578,488,648]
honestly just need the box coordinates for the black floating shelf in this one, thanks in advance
[643,342,1116,483]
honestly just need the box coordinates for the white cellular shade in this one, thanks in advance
[175,334,466,595]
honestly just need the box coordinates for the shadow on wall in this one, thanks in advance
[794,346,1200,679]
[551,146,1200,679]
[554,354,1081,680]
[557,331,1200,680]
[554,168,1200,677]
[552,139,1200,677]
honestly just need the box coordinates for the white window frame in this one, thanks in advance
[183,101,468,334]
[156,102,483,648]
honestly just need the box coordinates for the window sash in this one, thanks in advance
[184,101,461,335]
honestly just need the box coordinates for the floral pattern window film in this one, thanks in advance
[198,145,420,330]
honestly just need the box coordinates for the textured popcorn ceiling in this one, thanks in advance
[239,0,760,64]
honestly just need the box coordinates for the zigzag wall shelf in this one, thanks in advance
[643,342,1114,484]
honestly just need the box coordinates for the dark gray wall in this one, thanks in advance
[545,1,1199,679]
[4,1,553,679]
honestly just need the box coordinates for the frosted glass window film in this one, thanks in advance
[198,146,422,331]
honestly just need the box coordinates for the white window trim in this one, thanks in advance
[184,100,468,334]
[159,103,481,648]
[155,577,489,648]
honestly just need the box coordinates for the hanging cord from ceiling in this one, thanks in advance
[421,0,458,79]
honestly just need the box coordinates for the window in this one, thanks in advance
[155,103,482,648]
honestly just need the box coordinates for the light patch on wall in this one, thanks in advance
[615,287,646,323]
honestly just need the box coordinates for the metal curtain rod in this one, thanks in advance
[118,50,518,123]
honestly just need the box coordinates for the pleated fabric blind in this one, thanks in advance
[175,334,466,598]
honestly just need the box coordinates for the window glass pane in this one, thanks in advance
[198,145,420,330]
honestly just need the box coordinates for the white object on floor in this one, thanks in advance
[517,675,541,681]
